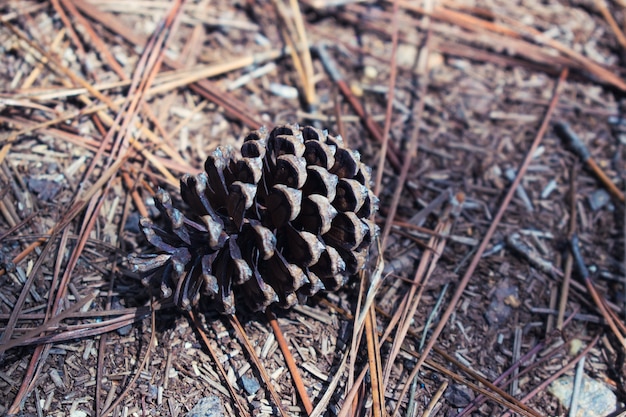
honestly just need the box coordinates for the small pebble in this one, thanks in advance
[350,82,363,97]
[186,396,225,417]
[444,383,474,408]
[28,176,63,201]
[588,189,610,211]
[363,65,378,79]
[549,375,616,417]
[569,338,584,356]
[241,374,260,395]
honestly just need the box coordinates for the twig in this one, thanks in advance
[594,0,626,50]
[100,302,157,417]
[70,0,264,129]
[379,23,432,250]
[365,305,384,417]
[569,356,586,417]
[422,379,447,417]
[558,165,577,329]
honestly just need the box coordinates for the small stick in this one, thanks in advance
[504,168,534,212]
[422,379,447,417]
[554,122,625,203]
[373,0,400,198]
[365,305,384,417]
[594,0,626,50]
[558,165,577,329]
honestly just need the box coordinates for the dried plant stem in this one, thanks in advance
[316,44,403,171]
[0,293,95,355]
[383,196,458,387]
[288,0,316,106]
[100,303,157,417]
[422,379,447,417]
[310,345,351,417]
[397,2,626,91]
[71,0,263,129]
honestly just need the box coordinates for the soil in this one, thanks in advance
[0,1,625,416]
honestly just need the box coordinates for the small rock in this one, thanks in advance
[363,65,378,79]
[124,212,141,233]
[485,278,518,326]
[70,411,87,417]
[28,176,63,201]
[241,374,260,395]
[548,374,616,417]
[569,339,584,356]
[186,396,225,417]
[444,383,474,408]
[350,82,363,97]
[427,52,444,71]
[396,43,417,68]
[588,189,610,211]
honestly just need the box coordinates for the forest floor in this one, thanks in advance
[1,0,625,416]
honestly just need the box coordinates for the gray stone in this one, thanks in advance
[186,396,225,417]
[241,374,260,395]
[588,189,611,211]
[548,374,616,417]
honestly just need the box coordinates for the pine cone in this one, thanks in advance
[129,124,378,314]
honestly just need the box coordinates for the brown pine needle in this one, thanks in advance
[594,0,626,50]
[188,310,249,417]
[364,306,384,417]
[266,310,314,414]
[229,314,290,417]
[99,302,157,417]
[373,0,400,198]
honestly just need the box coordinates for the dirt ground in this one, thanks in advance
[0,0,625,416]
